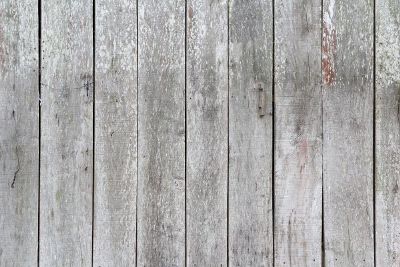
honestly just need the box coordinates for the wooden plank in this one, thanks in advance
[93,0,137,265]
[376,0,400,265]
[40,0,93,265]
[137,0,185,266]
[228,0,273,266]
[274,0,322,266]
[186,0,228,265]
[322,0,374,266]
[0,0,38,265]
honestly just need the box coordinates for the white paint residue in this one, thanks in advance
[324,0,335,32]
[329,0,335,21]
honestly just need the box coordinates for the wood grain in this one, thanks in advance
[274,0,322,266]
[0,0,38,265]
[186,0,228,265]
[322,0,374,266]
[94,0,137,265]
[137,0,185,266]
[40,0,93,265]
[376,0,400,266]
[228,0,273,266]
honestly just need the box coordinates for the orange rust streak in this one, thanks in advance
[322,21,337,86]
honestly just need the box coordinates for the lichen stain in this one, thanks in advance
[56,190,62,203]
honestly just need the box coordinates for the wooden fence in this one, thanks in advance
[0,0,399,266]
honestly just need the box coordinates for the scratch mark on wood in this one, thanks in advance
[11,146,20,189]
[11,110,20,189]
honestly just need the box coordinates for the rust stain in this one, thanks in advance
[188,6,193,20]
[187,6,193,35]
[322,16,337,86]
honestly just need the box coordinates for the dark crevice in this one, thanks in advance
[11,110,20,189]
[91,0,96,266]
[11,146,20,189]
[184,0,188,266]
[321,93,325,266]
[321,0,325,266]
[272,0,276,266]
[135,0,139,265]
[373,0,377,266]
[38,0,42,264]
[227,0,230,266]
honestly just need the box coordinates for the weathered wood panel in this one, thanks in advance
[274,0,322,266]
[94,0,137,265]
[137,0,185,266]
[376,0,400,266]
[0,1,38,265]
[40,0,93,265]
[322,0,374,266]
[186,0,228,265]
[228,0,273,266]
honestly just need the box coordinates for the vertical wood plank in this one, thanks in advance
[0,0,38,265]
[322,0,374,266]
[137,0,185,265]
[186,0,228,265]
[228,0,273,266]
[94,0,137,265]
[274,0,322,266]
[376,0,400,266]
[40,0,93,265]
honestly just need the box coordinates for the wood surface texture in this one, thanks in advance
[322,0,374,266]
[376,0,400,266]
[40,0,93,265]
[186,0,228,265]
[94,0,137,266]
[137,0,186,266]
[229,0,273,266]
[275,0,322,266]
[0,0,39,266]
[0,0,399,266]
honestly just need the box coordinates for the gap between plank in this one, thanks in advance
[37,0,42,265]
[91,0,96,266]
[135,0,139,265]
[184,0,188,266]
[320,0,326,266]
[373,0,377,265]
[272,0,276,265]
[227,0,230,265]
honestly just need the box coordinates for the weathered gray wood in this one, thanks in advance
[228,0,273,266]
[0,1,38,265]
[322,0,374,266]
[137,0,185,266]
[94,0,137,265]
[376,0,400,266]
[40,0,93,265]
[186,0,228,265]
[274,0,322,266]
